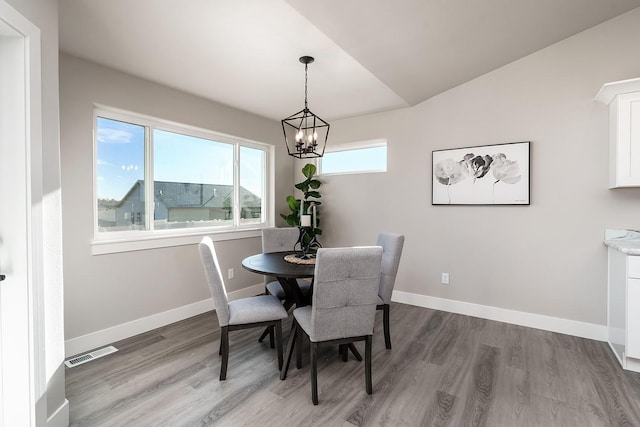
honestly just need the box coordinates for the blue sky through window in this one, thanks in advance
[154,129,233,187]
[96,117,145,200]
[321,145,387,174]
[97,117,264,201]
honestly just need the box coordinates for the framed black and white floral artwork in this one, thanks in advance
[432,141,530,205]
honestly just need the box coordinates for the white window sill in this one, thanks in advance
[91,227,263,255]
[319,168,386,177]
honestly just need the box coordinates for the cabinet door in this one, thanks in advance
[628,256,640,278]
[614,93,640,187]
[627,278,640,358]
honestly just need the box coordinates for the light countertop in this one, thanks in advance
[604,229,640,255]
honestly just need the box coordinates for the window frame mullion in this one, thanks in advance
[233,142,240,227]
[146,125,154,231]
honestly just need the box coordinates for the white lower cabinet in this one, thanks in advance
[608,248,640,371]
[627,278,640,358]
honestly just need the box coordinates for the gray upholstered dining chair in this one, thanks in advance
[376,232,405,349]
[262,227,312,305]
[292,246,382,405]
[198,236,288,380]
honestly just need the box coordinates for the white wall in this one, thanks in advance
[58,4,640,357]
[319,8,640,333]
[59,54,292,353]
[5,0,67,424]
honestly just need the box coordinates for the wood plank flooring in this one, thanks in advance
[66,303,640,426]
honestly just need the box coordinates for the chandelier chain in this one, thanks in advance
[304,63,309,110]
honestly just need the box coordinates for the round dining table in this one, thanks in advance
[241,251,315,308]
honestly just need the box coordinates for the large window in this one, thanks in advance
[319,140,387,175]
[95,108,269,241]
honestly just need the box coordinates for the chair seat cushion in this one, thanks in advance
[294,302,378,343]
[266,279,312,299]
[228,295,288,326]
[377,295,384,305]
[293,306,313,337]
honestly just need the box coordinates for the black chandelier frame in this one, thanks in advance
[281,56,330,159]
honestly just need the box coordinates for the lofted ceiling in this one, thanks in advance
[59,0,640,122]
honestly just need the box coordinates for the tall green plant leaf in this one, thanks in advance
[281,163,322,242]
[302,163,316,179]
[285,195,298,212]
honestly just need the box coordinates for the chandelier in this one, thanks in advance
[281,56,330,159]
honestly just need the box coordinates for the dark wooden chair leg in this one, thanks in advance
[340,344,348,361]
[348,343,362,361]
[259,299,294,343]
[275,321,283,370]
[365,335,372,394]
[220,326,229,381]
[296,321,303,369]
[311,342,318,405]
[281,321,297,380]
[269,325,275,349]
[258,327,270,343]
[383,304,391,349]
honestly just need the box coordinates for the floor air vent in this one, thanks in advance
[65,345,118,368]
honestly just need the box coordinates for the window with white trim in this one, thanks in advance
[318,140,387,175]
[95,108,269,240]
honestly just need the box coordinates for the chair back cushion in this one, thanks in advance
[198,236,230,326]
[310,246,382,342]
[262,227,299,253]
[377,233,405,304]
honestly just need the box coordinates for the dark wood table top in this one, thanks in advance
[241,252,315,278]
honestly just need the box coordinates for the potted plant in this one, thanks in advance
[281,163,322,250]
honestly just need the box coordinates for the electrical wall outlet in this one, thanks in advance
[441,273,449,285]
[228,268,234,279]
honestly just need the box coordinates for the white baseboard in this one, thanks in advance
[391,290,608,342]
[47,399,69,427]
[65,283,264,358]
[66,286,605,358]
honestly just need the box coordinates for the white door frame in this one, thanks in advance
[0,1,45,426]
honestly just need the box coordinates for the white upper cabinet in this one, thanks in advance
[596,78,640,188]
